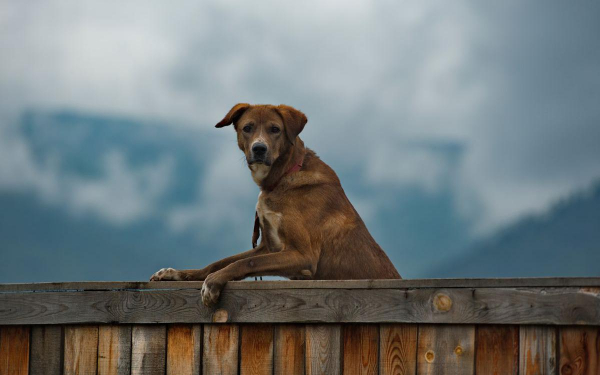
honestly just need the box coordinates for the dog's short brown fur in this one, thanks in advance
[151,104,401,306]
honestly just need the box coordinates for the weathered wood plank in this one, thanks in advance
[64,325,99,375]
[379,324,417,375]
[306,324,341,375]
[240,324,273,375]
[203,324,238,375]
[274,325,305,375]
[519,326,557,375]
[343,324,379,375]
[98,325,131,375]
[417,324,475,375]
[167,324,201,375]
[559,326,599,375]
[475,325,518,375]
[30,325,63,375]
[0,326,30,375]
[131,325,166,375]
[1,287,599,325]
[2,277,600,292]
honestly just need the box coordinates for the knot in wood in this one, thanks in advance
[212,309,229,323]
[425,350,435,363]
[561,364,573,375]
[433,293,452,312]
[454,345,463,356]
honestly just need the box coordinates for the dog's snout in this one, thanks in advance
[252,143,268,156]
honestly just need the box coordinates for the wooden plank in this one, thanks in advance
[519,326,557,375]
[30,326,63,375]
[417,324,475,375]
[240,324,273,375]
[64,325,99,375]
[475,325,518,375]
[29,326,64,375]
[559,326,599,375]
[98,325,131,375]
[306,325,341,375]
[274,325,305,375]
[203,324,239,375]
[379,324,417,375]
[131,325,166,375]
[343,324,379,375]
[0,326,30,375]
[167,324,201,375]
[1,287,599,325]
[2,277,600,292]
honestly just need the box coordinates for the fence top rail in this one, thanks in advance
[1,278,599,326]
[1,277,599,293]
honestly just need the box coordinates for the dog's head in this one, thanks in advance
[215,104,307,171]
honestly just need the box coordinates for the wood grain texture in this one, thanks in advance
[274,325,305,375]
[343,324,379,375]
[2,287,599,325]
[379,324,417,375]
[519,326,557,375]
[3,278,600,292]
[131,325,166,375]
[475,325,518,375]
[64,325,99,375]
[203,324,239,375]
[0,326,29,375]
[167,324,201,375]
[240,324,273,375]
[417,324,475,375]
[98,325,131,375]
[305,324,341,375]
[559,326,599,375]
[30,325,63,375]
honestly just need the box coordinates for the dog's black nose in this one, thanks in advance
[252,143,268,156]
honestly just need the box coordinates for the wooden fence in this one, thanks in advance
[0,278,599,374]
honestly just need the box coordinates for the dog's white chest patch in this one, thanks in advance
[256,192,283,250]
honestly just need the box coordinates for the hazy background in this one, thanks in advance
[1,1,599,282]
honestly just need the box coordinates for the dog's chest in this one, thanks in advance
[256,192,283,250]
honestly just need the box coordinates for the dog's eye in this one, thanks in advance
[270,126,280,134]
[242,125,252,133]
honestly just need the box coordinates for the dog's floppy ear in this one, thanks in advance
[215,103,251,128]
[276,105,307,145]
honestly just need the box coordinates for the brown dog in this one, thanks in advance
[150,104,401,306]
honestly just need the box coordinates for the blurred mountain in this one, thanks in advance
[0,110,473,282]
[2,110,599,282]
[0,110,250,282]
[431,181,600,277]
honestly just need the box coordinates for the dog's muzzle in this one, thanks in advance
[250,142,270,165]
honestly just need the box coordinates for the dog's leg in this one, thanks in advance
[150,244,267,281]
[201,250,315,306]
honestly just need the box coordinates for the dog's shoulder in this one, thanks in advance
[284,148,340,189]
[270,149,349,214]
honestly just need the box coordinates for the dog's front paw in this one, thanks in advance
[149,267,182,281]
[201,273,226,307]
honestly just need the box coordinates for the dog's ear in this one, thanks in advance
[215,103,251,129]
[276,105,307,145]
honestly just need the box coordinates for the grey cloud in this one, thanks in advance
[1,0,599,235]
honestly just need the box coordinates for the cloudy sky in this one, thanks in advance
[1,1,599,276]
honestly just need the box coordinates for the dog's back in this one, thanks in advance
[274,148,401,280]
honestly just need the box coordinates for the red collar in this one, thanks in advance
[285,153,305,176]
